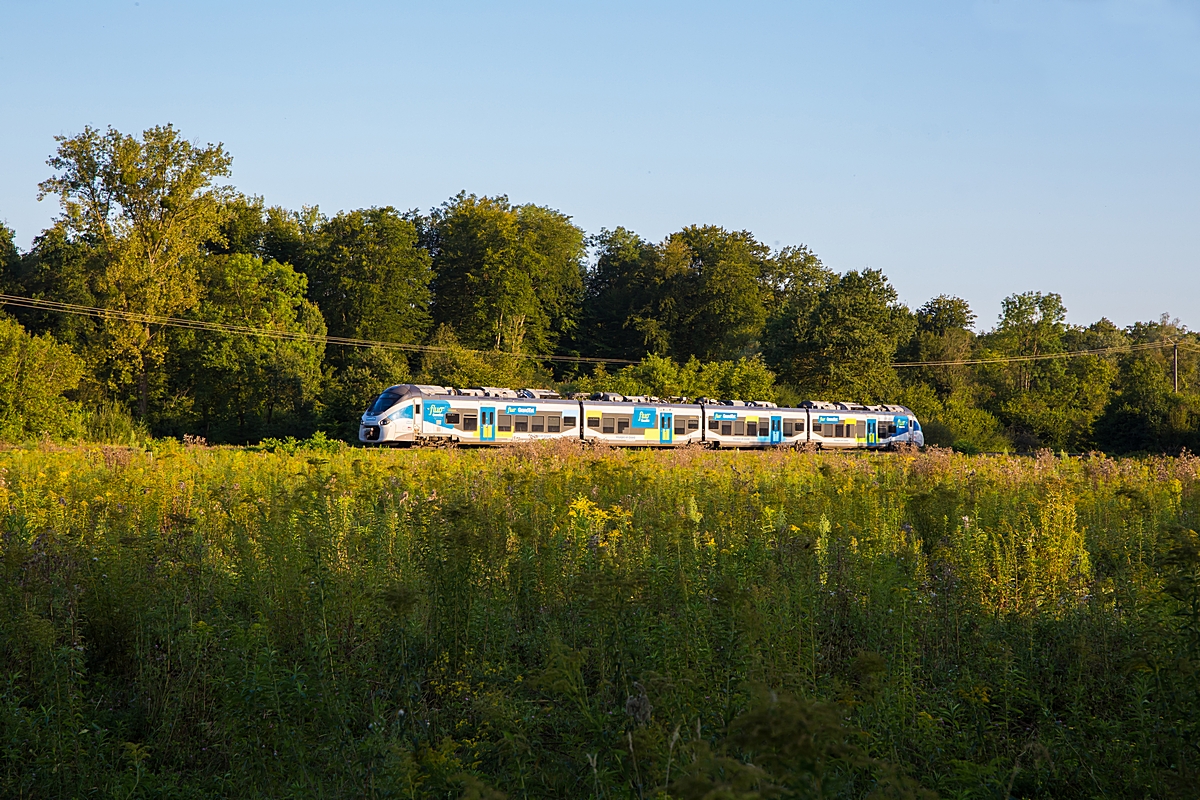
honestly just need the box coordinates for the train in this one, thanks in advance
[359,384,924,449]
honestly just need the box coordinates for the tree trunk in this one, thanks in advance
[139,356,149,418]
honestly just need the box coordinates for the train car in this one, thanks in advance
[702,401,808,449]
[580,394,704,447]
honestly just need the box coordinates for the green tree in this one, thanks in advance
[173,254,325,440]
[428,193,584,356]
[578,227,673,360]
[662,225,773,360]
[306,207,433,352]
[417,324,545,389]
[899,294,977,400]
[0,316,85,440]
[764,269,913,401]
[37,124,232,416]
[1094,316,1200,453]
[977,292,1119,449]
[0,222,18,281]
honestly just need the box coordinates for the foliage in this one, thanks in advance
[428,193,585,355]
[168,254,326,441]
[567,353,778,402]
[764,269,914,402]
[37,124,232,416]
[2,446,1199,798]
[0,316,85,439]
[304,206,434,354]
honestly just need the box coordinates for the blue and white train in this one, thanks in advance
[360,385,924,449]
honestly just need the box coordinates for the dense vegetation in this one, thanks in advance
[2,124,1199,452]
[2,442,1198,798]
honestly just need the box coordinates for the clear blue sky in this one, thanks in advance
[2,1,1197,330]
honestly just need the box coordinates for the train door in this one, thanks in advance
[770,415,782,445]
[480,407,495,442]
[866,418,878,446]
[660,412,673,444]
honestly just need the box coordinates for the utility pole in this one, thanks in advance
[1174,339,1179,393]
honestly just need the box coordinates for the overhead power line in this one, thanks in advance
[0,294,638,365]
[1,292,1192,370]
[891,339,1183,368]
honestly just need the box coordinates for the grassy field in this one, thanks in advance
[1,442,1198,799]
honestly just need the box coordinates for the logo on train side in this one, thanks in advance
[632,407,657,428]
[711,411,739,421]
[504,405,537,415]
[424,400,451,423]
[817,415,840,424]
[894,415,908,430]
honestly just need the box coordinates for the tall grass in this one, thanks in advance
[1,442,1197,798]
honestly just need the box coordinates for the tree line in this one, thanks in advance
[1,124,1197,452]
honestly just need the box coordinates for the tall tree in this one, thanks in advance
[306,207,433,351]
[977,292,1118,449]
[1094,315,1199,453]
[579,227,674,360]
[662,225,773,360]
[37,124,232,416]
[763,269,912,401]
[899,295,977,400]
[428,193,585,355]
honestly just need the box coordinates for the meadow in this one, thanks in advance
[1,441,1198,799]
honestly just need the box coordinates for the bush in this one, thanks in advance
[0,315,84,441]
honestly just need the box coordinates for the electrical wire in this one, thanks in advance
[0,292,1192,369]
[0,293,638,365]
[890,339,1179,368]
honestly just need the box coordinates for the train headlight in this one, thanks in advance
[379,416,391,426]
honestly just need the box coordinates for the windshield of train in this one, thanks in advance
[367,390,405,416]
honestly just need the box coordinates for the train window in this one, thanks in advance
[856,421,866,439]
[587,416,600,429]
[795,420,805,433]
[834,424,844,437]
[617,416,631,433]
[548,416,561,433]
[734,420,745,436]
[514,418,528,432]
[721,422,732,436]
[563,416,577,428]
[602,416,615,434]
[746,421,757,437]
[708,419,719,431]
[675,421,686,435]
[445,412,461,425]
[887,423,896,435]
[783,421,793,435]
[414,404,420,414]
[462,415,478,432]
[688,418,699,430]
[532,416,545,432]
[498,414,512,432]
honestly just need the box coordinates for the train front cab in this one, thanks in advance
[360,384,434,444]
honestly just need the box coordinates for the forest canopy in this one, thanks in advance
[2,124,1198,453]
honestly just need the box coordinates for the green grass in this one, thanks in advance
[1,442,1198,798]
